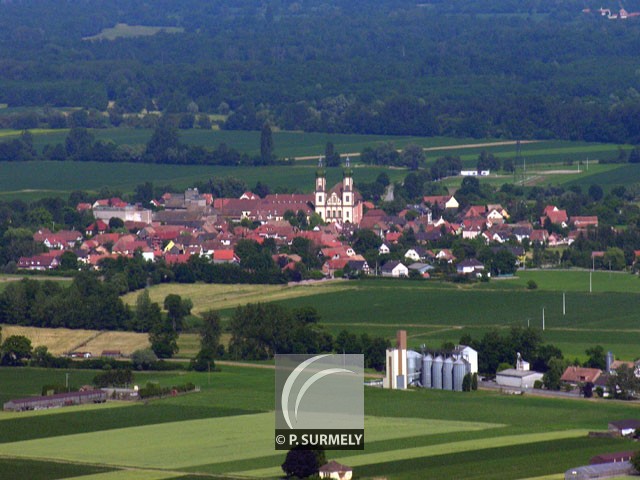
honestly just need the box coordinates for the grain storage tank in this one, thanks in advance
[606,351,614,372]
[442,357,454,390]
[407,350,422,385]
[421,354,433,388]
[453,358,467,391]
[432,355,443,389]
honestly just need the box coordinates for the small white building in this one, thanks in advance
[496,369,543,390]
[319,460,353,480]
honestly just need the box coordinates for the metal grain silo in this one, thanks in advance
[442,357,454,391]
[432,355,443,389]
[421,354,433,388]
[606,351,614,372]
[407,350,422,385]
[453,358,466,391]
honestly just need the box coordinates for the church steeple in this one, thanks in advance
[342,156,353,193]
[315,156,326,220]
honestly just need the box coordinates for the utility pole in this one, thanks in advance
[563,292,566,316]
[542,307,545,331]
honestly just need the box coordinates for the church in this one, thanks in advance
[314,158,363,225]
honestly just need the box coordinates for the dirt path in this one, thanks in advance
[294,140,540,161]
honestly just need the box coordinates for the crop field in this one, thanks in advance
[0,161,403,200]
[120,272,640,361]
[0,366,639,479]
[0,128,634,199]
[121,280,352,314]
[0,325,149,357]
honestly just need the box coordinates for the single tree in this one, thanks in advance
[163,294,193,332]
[281,447,326,479]
[200,310,222,353]
[260,123,275,165]
[1,335,33,366]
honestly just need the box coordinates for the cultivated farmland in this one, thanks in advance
[0,366,638,479]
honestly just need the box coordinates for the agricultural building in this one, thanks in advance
[608,419,640,436]
[384,330,407,389]
[385,330,477,391]
[496,369,543,390]
[3,390,107,411]
[590,451,635,464]
[319,460,352,480]
[564,461,634,479]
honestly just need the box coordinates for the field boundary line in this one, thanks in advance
[67,331,106,355]
[236,429,588,478]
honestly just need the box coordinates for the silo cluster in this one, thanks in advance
[412,351,471,391]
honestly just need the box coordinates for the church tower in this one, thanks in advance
[342,157,354,223]
[315,157,326,220]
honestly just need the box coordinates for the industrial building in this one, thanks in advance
[384,330,477,391]
[496,353,543,391]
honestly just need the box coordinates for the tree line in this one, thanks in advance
[4,1,640,142]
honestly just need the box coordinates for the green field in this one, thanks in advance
[0,128,634,199]
[0,161,406,200]
[124,272,640,361]
[0,366,639,479]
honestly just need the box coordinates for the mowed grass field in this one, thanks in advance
[0,366,639,479]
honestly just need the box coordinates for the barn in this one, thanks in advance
[3,390,107,411]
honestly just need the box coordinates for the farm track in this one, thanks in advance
[294,140,541,160]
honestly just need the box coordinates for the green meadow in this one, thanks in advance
[0,366,639,479]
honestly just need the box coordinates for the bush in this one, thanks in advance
[595,386,604,397]
[533,380,543,389]
[93,369,133,388]
[527,280,538,290]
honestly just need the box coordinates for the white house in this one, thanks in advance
[381,261,408,278]
[378,243,390,255]
[456,258,485,275]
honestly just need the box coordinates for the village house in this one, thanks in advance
[540,205,568,228]
[380,260,409,277]
[456,258,485,276]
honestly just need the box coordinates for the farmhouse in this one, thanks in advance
[3,390,107,411]
[608,419,640,436]
[560,366,601,386]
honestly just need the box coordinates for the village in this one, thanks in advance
[15,163,609,283]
